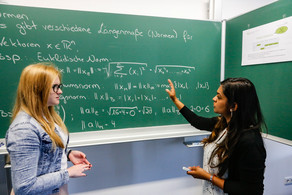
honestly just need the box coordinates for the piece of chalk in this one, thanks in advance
[182,166,191,171]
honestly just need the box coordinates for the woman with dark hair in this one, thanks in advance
[166,78,266,195]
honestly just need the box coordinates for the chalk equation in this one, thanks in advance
[154,65,195,74]
[58,62,196,77]
[63,103,211,130]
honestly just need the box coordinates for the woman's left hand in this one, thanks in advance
[68,150,92,167]
[187,166,209,180]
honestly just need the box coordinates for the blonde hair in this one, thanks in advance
[12,63,68,148]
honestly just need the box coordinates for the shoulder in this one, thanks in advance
[8,111,40,132]
[6,111,44,143]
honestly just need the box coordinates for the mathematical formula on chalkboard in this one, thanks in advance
[0,4,221,136]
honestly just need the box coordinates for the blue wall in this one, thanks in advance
[68,137,203,194]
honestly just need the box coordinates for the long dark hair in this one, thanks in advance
[203,78,267,176]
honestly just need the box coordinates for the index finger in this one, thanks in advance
[167,79,174,88]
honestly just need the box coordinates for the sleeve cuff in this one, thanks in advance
[66,149,72,161]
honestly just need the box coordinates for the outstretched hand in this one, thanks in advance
[165,79,176,101]
[165,79,185,110]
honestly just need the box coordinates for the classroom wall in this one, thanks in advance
[68,138,204,195]
[0,0,210,20]
[67,138,292,195]
[1,1,291,195]
[264,138,292,195]
[214,0,278,20]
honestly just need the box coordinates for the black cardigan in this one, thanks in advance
[180,106,266,195]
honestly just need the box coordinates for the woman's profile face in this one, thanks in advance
[212,85,230,118]
[47,77,62,107]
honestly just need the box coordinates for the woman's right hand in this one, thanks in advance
[165,79,185,110]
[165,79,177,101]
[67,164,91,178]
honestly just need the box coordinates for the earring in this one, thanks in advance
[230,109,233,117]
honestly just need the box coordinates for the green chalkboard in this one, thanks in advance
[225,0,292,140]
[0,4,221,138]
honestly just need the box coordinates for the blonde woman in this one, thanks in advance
[6,63,92,195]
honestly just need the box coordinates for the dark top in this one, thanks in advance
[180,106,266,195]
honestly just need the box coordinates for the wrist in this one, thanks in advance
[171,96,178,102]
[209,174,215,183]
